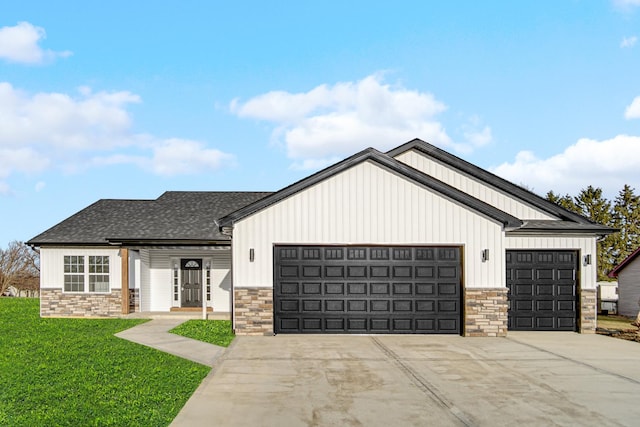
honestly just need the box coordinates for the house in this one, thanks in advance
[608,247,640,317]
[28,139,614,336]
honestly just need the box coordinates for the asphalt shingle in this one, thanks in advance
[28,191,272,245]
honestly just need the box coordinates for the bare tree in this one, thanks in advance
[0,241,40,297]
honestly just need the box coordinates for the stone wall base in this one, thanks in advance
[579,288,597,333]
[464,288,508,337]
[129,288,139,312]
[41,288,122,317]
[234,287,273,335]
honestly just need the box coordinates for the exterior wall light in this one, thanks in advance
[481,249,490,262]
[249,248,255,262]
[584,254,592,265]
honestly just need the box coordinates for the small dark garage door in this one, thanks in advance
[506,250,578,331]
[274,245,462,334]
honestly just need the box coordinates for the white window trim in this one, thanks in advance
[63,255,111,294]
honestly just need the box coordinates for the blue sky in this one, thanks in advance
[1,0,640,247]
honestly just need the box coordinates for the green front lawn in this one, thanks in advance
[170,319,235,347]
[0,298,210,426]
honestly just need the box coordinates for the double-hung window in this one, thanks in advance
[89,256,110,292]
[63,255,110,292]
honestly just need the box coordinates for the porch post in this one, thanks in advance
[121,248,129,315]
[202,262,207,320]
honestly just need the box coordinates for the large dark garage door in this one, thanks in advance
[274,245,462,334]
[506,250,578,331]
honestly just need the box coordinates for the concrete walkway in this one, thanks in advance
[115,318,225,366]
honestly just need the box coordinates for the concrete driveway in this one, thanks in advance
[171,332,640,426]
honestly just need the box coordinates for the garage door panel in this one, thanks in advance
[280,282,299,294]
[393,266,412,278]
[507,250,577,331]
[393,283,412,295]
[347,266,367,278]
[536,284,554,295]
[347,300,367,311]
[325,300,344,312]
[514,300,533,311]
[347,283,367,294]
[514,284,533,295]
[370,300,390,311]
[370,266,390,278]
[302,300,321,312]
[303,318,322,330]
[347,318,367,330]
[280,300,300,312]
[415,266,435,279]
[325,266,344,278]
[438,283,458,295]
[393,300,413,311]
[416,283,435,295]
[558,269,574,280]
[514,317,534,329]
[280,265,299,277]
[438,266,457,279]
[275,245,461,334]
[325,318,345,331]
[370,283,390,294]
[416,300,435,312]
[302,283,321,295]
[325,283,344,294]
[438,300,458,312]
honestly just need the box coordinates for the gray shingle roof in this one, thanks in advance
[28,191,272,245]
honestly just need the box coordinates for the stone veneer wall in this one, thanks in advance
[41,288,122,317]
[579,288,596,333]
[464,288,508,337]
[234,288,273,335]
[129,288,139,312]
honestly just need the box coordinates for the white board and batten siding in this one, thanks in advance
[395,150,558,221]
[617,257,640,316]
[505,236,598,290]
[137,248,231,312]
[232,160,506,289]
[40,247,123,290]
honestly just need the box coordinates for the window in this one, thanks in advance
[64,256,84,292]
[89,256,110,292]
[63,255,110,292]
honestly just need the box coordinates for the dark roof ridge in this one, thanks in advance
[217,147,522,229]
[387,138,599,225]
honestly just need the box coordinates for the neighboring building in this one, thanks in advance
[28,139,614,336]
[609,247,640,317]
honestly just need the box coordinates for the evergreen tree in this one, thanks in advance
[545,191,580,214]
[612,185,640,261]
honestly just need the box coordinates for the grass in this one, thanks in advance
[170,319,235,347]
[0,298,210,427]
[597,314,637,331]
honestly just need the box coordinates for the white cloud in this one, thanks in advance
[0,82,141,149]
[149,139,235,176]
[621,36,638,48]
[0,22,71,64]
[613,0,640,10]
[624,96,640,119]
[231,74,472,169]
[35,181,46,192]
[491,135,640,197]
[0,82,234,192]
